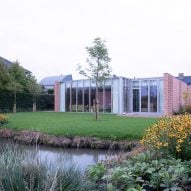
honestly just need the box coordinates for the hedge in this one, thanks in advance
[0,91,54,112]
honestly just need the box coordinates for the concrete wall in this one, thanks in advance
[163,73,190,116]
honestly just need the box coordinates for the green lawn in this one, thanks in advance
[4,112,159,140]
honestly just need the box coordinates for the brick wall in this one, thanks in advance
[163,73,190,116]
[54,82,60,112]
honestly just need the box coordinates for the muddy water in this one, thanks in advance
[0,138,119,171]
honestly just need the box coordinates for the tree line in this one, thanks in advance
[0,60,41,112]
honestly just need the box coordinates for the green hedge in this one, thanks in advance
[0,91,54,112]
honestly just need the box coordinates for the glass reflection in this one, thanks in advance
[150,81,157,112]
[141,81,148,112]
[66,87,70,112]
[133,89,139,112]
[104,86,111,112]
[77,88,83,112]
[71,87,76,112]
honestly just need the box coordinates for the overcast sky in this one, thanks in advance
[1,0,191,81]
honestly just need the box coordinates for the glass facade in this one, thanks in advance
[104,85,111,112]
[61,77,163,114]
[132,78,163,113]
[141,80,148,112]
[64,79,112,113]
[150,80,157,112]
[133,89,139,112]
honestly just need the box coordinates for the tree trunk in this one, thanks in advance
[33,96,36,112]
[95,58,100,120]
[33,103,36,112]
[95,84,99,120]
[13,92,16,113]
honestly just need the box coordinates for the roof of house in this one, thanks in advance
[0,56,31,74]
[0,56,13,67]
[40,75,72,87]
[177,76,191,85]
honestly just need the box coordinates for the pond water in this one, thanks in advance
[0,138,119,171]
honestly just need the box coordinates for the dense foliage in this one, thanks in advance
[85,152,191,191]
[0,61,42,112]
[0,91,54,112]
[141,114,191,160]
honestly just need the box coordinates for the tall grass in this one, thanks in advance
[0,145,83,191]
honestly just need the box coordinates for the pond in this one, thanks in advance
[0,138,119,171]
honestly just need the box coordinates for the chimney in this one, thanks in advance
[178,73,184,77]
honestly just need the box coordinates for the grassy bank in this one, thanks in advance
[4,112,158,140]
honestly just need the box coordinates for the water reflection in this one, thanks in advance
[0,138,118,171]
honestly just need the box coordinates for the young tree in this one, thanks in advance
[27,74,42,112]
[78,37,112,120]
[8,61,28,112]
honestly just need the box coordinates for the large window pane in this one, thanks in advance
[133,89,139,112]
[150,80,157,112]
[90,87,96,112]
[77,87,83,112]
[84,87,89,112]
[141,81,148,112]
[65,87,70,112]
[104,86,111,112]
[71,87,76,112]
[98,87,103,112]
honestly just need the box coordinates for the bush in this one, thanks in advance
[0,90,54,112]
[141,113,191,160]
[174,105,191,115]
[85,152,191,191]
[0,114,9,126]
[184,105,191,114]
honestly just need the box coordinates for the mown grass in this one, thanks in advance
[4,112,159,140]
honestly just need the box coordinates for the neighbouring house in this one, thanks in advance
[40,75,72,92]
[0,56,31,74]
[54,73,191,116]
[0,56,13,67]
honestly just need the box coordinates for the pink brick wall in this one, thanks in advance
[188,85,191,104]
[54,82,60,112]
[163,73,190,116]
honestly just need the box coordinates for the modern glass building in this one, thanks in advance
[55,76,165,115]
[54,73,191,116]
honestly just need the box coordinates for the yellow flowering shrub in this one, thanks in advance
[0,114,9,125]
[141,113,191,159]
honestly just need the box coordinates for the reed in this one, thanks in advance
[0,145,83,191]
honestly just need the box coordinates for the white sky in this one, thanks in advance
[1,0,191,81]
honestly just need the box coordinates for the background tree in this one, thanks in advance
[78,37,112,120]
[0,62,10,91]
[27,74,42,112]
[8,61,29,113]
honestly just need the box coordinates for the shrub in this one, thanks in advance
[87,163,106,181]
[0,114,9,125]
[184,105,191,114]
[85,152,191,191]
[140,113,191,160]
